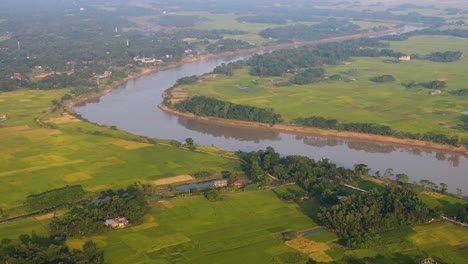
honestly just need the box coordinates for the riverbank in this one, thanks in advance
[159,104,468,156]
[65,25,412,114]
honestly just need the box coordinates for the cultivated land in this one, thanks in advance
[174,35,468,144]
[0,90,241,215]
[1,186,466,263]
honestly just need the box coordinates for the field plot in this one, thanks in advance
[178,35,468,141]
[0,90,240,212]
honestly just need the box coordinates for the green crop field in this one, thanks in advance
[176,35,468,141]
[2,186,467,263]
[0,90,241,215]
[0,189,321,263]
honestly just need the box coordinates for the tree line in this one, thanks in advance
[26,185,85,211]
[173,95,283,125]
[292,116,459,146]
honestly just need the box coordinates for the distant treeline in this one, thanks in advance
[206,39,255,53]
[258,19,362,41]
[174,96,282,125]
[292,116,459,146]
[214,38,404,78]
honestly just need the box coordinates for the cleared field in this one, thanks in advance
[0,90,241,213]
[152,175,194,186]
[178,35,468,141]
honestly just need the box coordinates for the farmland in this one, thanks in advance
[174,35,468,143]
[0,90,241,215]
[1,185,467,263]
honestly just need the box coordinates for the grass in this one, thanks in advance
[0,90,241,214]
[177,35,468,141]
[418,191,466,217]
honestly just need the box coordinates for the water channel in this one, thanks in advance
[75,33,467,193]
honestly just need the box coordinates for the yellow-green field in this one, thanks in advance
[0,90,241,214]
[177,35,468,141]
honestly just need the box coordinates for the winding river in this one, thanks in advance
[74,34,467,194]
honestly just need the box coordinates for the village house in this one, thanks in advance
[213,179,228,188]
[104,214,128,228]
[431,89,442,95]
[95,71,112,79]
[133,56,162,64]
[232,180,242,187]
[11,72,21,80]
[399,55,411,61]
[0,115,8,121]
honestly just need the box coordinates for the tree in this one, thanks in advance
[439,183,448,194]
[396,173,409,184]
[185,138,196,151]
[456,188,463,198]
[383,168,394,180]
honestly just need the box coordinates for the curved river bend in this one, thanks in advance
[75,52,467,194]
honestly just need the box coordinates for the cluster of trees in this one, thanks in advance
[448,88,468,96]
[259,19,362,41]
[174,96,282,125]
[213,61,247,76]
[457,204,468,223]
[176,75,199,85]
[369,75,395,83]
[292,116,460,146]
[49,184,149,237]
[289,67,324,85]
[237,147,359,203]
[26,185,85,211]
[0,233,103,264]
[241,38,398,77]
[401,80,446,90]
[319,185,436,248]
[205,39,254,53]
[427,51,463,62]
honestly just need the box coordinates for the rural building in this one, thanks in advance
[95,71,112,79]
[213,179,228,188]
[431,90,442,95]
[0,115,8,121]
[232,180,242,186]
[11,72,21,79]
[399,55,411,61]
[133,56,162,64]
[104,214,128,228]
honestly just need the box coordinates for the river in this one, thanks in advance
[74,36,467,194]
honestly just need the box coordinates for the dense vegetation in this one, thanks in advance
[238,148,442,248]
[49,184,149,237]
[427,51,463,62]
[319,186,434,248]
[369,74,395,83]
[26,185,85,211]
[0,234,103,264]
[174,96,282,124]
[292,116,459,146]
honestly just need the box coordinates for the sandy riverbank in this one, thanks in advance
[159,104,468,156]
